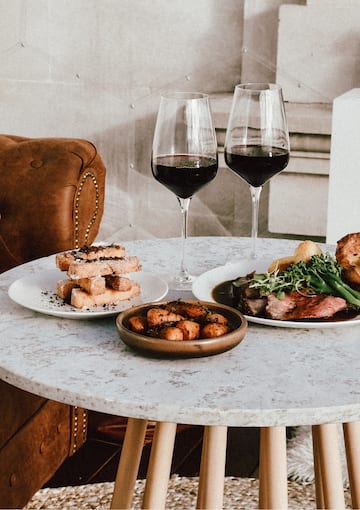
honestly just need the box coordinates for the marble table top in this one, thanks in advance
[1,236,360,427]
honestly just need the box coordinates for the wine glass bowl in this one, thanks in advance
[152,154,218,199]
[152,92,218,289]
[224,83,290,258]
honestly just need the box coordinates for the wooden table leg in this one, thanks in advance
[258,426,268,509]
[196,426,209,509]
[312,425,325,509]
[258,426,288,510]
[142,421,177,509]
[312,423,345,509]
[196,425,227,509]
[343,421,360,509]
[111,417,148,510]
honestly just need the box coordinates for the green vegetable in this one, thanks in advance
[235,253,360,308]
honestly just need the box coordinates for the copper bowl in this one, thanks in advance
[116,299,247,358]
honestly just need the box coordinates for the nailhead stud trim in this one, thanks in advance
[74,171,100,248]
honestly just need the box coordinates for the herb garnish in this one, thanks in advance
[232,253,360,308]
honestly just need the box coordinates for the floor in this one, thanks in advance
[31,477,347,510]
[46,425,260,488]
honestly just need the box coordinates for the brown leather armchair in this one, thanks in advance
[0,134,105,272]
[0,134,106,508]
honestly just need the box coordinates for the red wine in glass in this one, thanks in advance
[224,145,289,188]
[152,92,218,289]
[224,83,290,258]
[152,154,218,199]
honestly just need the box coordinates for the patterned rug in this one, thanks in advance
[25,426,351,509]
[25,475,352,509]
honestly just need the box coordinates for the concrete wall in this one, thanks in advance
[1,0,342,245]
[241,0,305,84]
[277,1,360,103]
[0,0,245,243]
[269,0,360,240]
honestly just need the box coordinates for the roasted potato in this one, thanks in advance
[205,312,228,325]
[201,323,230,338]
[165,301,208,319]
[127,301,234,341]
[177,320,200,340]
[128,315,148,334]
[160,326,184,341]
[267,255,295,273]
[267,240,322,273]
[147,308,184,328]
[293,240,322,263]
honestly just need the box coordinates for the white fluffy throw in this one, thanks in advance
[287,425,349,486]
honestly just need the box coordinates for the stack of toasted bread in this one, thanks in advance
[55,244,141,308]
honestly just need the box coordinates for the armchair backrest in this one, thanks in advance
[0,135,106,272]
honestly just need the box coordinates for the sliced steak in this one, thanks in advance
[236,282,267,316]
[243,295,268,316]
[265,292,349,320]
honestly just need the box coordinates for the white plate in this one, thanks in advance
[192,260,360,328]
[8,270,168,319]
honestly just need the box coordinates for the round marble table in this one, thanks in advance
[1,236,359,509]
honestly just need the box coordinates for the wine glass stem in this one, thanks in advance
[177,196,192,279]
[250,185,262,258]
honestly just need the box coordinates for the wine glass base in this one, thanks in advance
[167,273,196,291]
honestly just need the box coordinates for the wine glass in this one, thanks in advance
[152,92,218,290]
[224,83,290,258]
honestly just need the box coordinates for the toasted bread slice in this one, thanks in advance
[105,275,133,292]
[67,255,141,279]
[57,276,107,300]
[57,279,79,301]
[71,281,141,309]
[56,252,76,272]
[56,244,126,271]
[77,276,106,295]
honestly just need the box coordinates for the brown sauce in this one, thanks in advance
[212,280,238,308]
